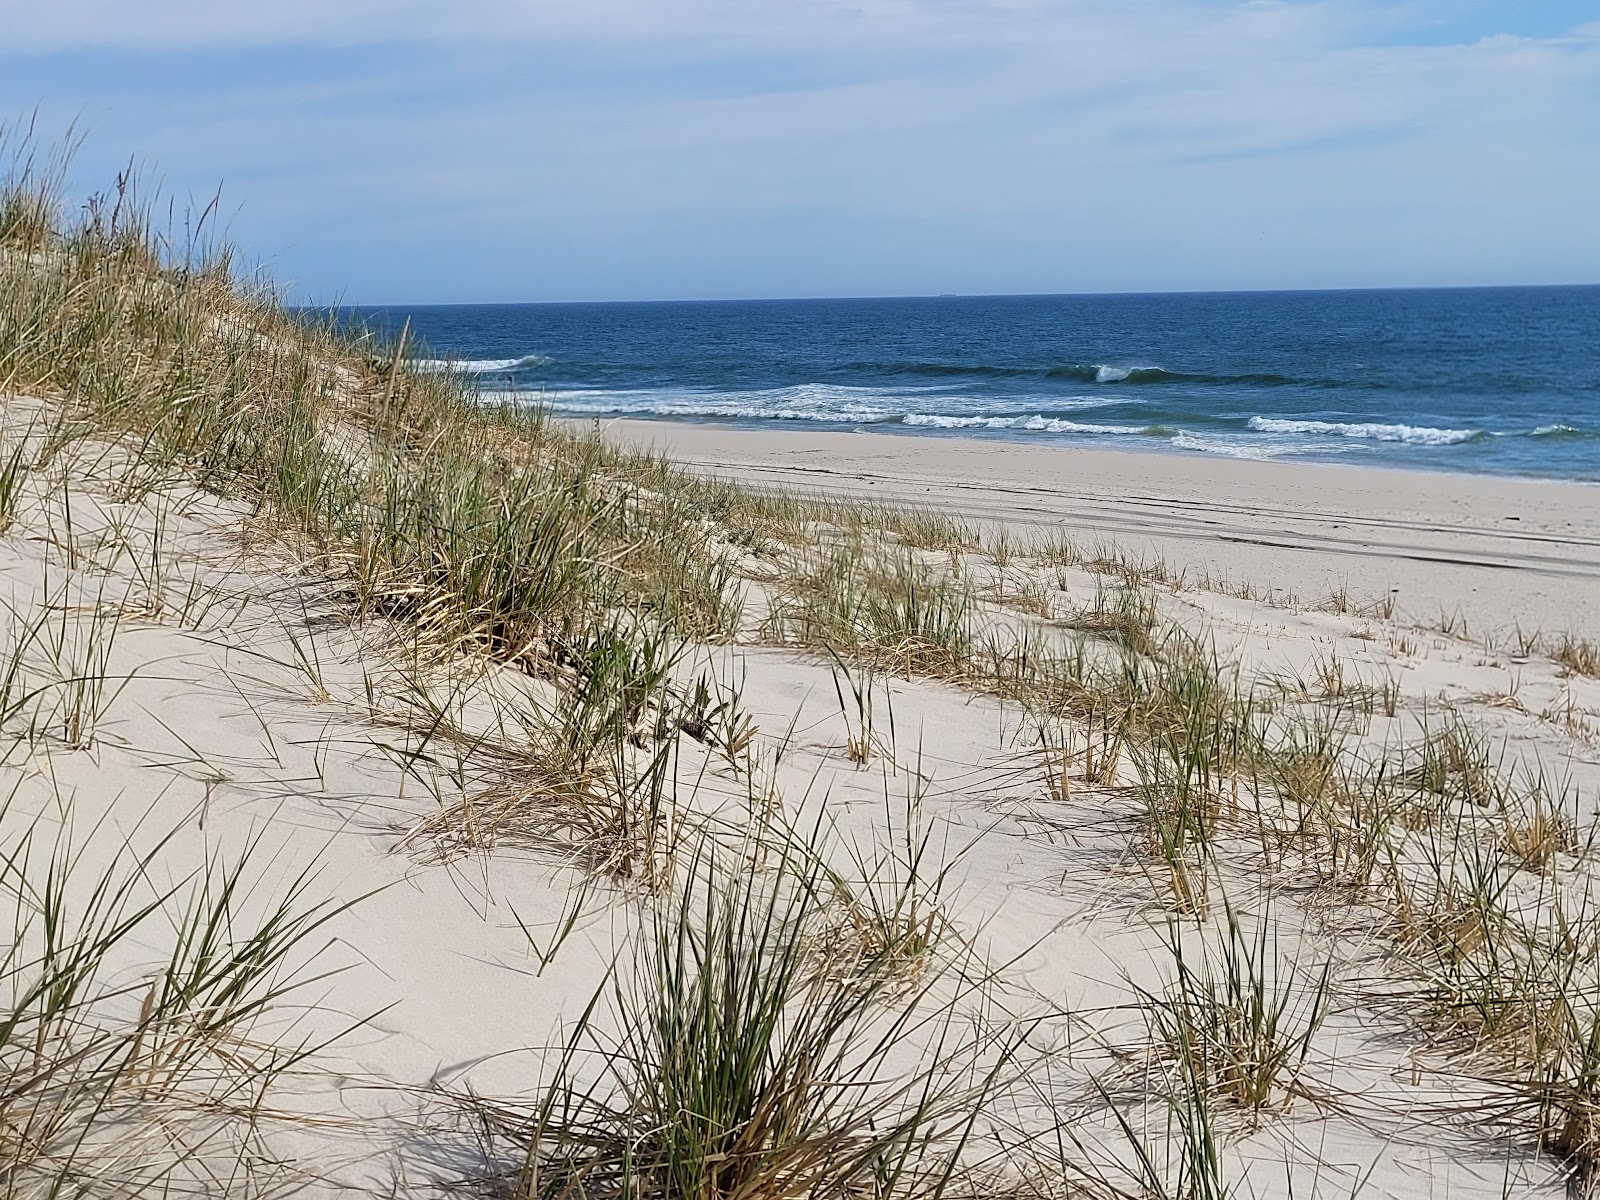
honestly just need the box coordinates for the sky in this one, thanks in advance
[2,0,1598,303]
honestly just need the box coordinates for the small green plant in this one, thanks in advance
[829,647,893,767]
[1139,895,1331,1115]
[505,835,1007,1200]
[676,665,760,772]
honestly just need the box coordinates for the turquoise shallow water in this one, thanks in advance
[342,286,1600,480]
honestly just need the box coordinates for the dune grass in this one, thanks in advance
[11,126,1600,1198]
[486,833,1011,1200]
[0,792,347,1194]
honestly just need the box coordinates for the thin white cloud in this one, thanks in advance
[6,0,1597,299]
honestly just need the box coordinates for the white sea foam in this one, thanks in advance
[1023,416,1152,435]
[413,354,548,373]
[1095,365,1133,383]
[901,414,1019,430]
[1171,432,1292,460]
[902,413,1153,435]
[522,382,1142,425]
[1247,416,1477,446]
[532,385,903,424]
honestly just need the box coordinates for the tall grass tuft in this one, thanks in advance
[1139,895,1331,1116]
[505,835,1009,1200]
[766,545,973,676]
[0,799,348,1193]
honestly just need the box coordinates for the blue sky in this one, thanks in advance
[3,1,1598,303]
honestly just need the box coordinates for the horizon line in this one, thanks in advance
[308,280,1600,309]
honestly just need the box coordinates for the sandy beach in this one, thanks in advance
[7,210,1600,1198]
[597,418,1600,641]
[11,0,1600,1190]
[6,376,1600,1194]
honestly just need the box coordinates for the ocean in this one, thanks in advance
[345,286,1600,481]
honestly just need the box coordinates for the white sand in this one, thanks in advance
[6,396,1599,1196]
[596,419,1600,641]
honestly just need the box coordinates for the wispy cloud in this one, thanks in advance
[5,2,1598,299]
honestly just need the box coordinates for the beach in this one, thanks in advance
[7,210,1600,1198]
[11,0,1600,1191]
[600,418,1600,640]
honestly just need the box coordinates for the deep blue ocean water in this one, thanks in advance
[343,287,1600,480]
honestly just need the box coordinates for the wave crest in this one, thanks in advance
[1247,416,1479,446]
[868,360,1301,387]
[902,413,1162,436]
[413,354,548,373]
[1531,424,1595,440]
[1042,364,1302,387]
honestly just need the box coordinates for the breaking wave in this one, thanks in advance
[862,360,1305,387]
[1246,417,1482,446]
[902,413,1164,436]
[413,354,548,373]
[1530,423,1596,440]
[1047,365,1302,387]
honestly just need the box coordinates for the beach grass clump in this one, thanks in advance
[1134,747,1217,916]
[765,542,974,675]
[0,799,344,1195]
[1124,637,1258,908]
[385,622,700,884]
[1255,707,1347,837]
[501,837,1006,1200]
[1396,714,1505,810]
[882,506,978,554]
[1382,820,1556,1049]
[1526,984,1600,1186]
[829,649,888,766]
[0,576,131,751]
[1138,895,1330,1116]
[1061,583,1160,658]
[814,779,961,984]
[1498,768,1583,871]
[1553,633,1600,678]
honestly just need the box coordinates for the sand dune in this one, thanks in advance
[7,385,1600,1196]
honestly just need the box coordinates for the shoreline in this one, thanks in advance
[556,411,1600,489]
[589,416,1600,640]
[579,412,1600,486]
